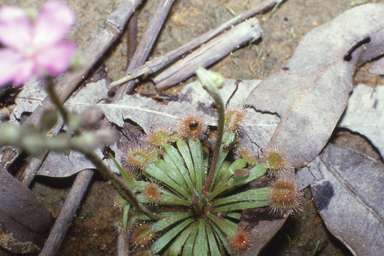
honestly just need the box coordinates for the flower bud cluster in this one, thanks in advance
[0,107,115,154]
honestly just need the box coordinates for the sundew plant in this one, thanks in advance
[114,67,302,255]
[0,2,302,254]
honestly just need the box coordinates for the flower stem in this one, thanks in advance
[45,78,69,124]
[81,150,162,221]
[195,67,225,195]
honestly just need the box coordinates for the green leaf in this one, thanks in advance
[163,222,197,256]
[203,146,209,180]
[208,171,249,200]
[177,139,196,186]
[109,153,136,189]
[146,164,191,200]
[123,203,130,231]
[152,212,193,233]
[193,218,208,256]
[211,222,234,255]
[189,138,204,190]
[206,223,221,256]
[151,217,194,254]
[212,161,231,189]
[165,145,194,193]
[207,213,236,237]
[225,212,242,220]
[160,191,192,207]
[213,200,271,213]
[224,164,268,194]
[136,192,190,207]
[212,187,272,207]
[182,222,199,256]
[156,158,189,193]
[213,158,247,190]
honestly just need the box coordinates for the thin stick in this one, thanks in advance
[40,169,94,256]
[114,0,175,98]
[116,232,129,256]
[109,0,277,88]
[127,12,138,67]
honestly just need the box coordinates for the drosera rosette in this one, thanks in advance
[111,67,303,255]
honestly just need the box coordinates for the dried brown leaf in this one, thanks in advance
[246,4,384,167]
[310,143,384,256]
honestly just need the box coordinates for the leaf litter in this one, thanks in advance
[7,3,384,255]
[245,3,384,168]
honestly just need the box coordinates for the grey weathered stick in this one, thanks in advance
[109,0,277,88]
[40,169,94,256]
[127,12,138,67]
[116,232,129,256]
[12,0,143,185]
[154,18,262,90]
[114,0,175,98]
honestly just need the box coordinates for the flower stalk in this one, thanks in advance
[45,78,69,124]
[195,66,226,195]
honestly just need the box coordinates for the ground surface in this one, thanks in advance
[1,0,383,255]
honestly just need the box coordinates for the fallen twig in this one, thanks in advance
[154,18,262,90]
[40,169,94,256]
[127,12,138,67]
[109,0,277,89]
[115,0,175,98]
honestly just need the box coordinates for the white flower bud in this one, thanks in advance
[70,131,97,152]
[21,134,46,155]
[0,123,21,146]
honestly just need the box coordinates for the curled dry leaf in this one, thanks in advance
[310,143,384,256]
[245,3,384,168]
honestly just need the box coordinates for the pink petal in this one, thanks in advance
[0,48,30,87]
[33,1,75,50]
[0,6,32,50]
[12,58,36,87]
[35,40,77,76]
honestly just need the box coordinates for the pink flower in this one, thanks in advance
[0,1,77,87]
